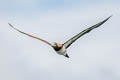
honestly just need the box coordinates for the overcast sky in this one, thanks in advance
[0,0,120,80]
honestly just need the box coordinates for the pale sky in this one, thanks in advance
[0,0,120,80]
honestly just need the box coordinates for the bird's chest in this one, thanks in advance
[55,46,66,55]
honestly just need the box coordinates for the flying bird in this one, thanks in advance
[8,16,111,58]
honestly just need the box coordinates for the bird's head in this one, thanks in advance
[51,42,63,48]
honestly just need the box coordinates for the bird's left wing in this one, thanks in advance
[63,16,112,49]
[8,23,52,46]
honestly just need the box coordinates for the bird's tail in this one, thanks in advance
[64,54,69,58]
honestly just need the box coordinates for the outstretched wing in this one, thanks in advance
[63,16,112,49]
[8,23,52,46]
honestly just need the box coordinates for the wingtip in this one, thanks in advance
[8,22,11,25]
[106,15,112,20]
[8,23,11,25]
[110,14,113,17]
[108,15,113,19]
[8,23,13,27]
[101,15,112,24]
[8,23,16,30]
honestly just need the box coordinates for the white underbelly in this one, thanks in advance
[56,46,66,55]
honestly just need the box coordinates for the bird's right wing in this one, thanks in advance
[63,16,112,49]
[8,23,52,46]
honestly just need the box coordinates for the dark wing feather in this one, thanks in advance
[63,16,112,49]
[8,23,52,46]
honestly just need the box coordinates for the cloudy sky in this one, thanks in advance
[0,0,120,80]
